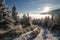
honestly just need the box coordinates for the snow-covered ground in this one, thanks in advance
[13,26,60,40]
[13,28,39,40]
[34,27,60,40]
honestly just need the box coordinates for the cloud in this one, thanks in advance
[18,4,60,14]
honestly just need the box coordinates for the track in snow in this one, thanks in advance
[34,27,60,40]
[13,26,60,40]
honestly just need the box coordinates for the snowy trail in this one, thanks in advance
[33,27,59,40]
[13,26,60,40]
[13,28,39,40]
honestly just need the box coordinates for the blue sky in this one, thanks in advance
[6,0,60,14]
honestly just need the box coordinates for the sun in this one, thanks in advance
[43,7,50,12]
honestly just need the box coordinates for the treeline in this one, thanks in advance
[31,14,60,35]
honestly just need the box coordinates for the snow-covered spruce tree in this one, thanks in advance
[54,14,60,32]
[0,0,14,30]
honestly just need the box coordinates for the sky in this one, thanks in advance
[5,0,60,14]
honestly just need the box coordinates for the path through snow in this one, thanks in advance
[13,26,60,40]
[34,27,60,40]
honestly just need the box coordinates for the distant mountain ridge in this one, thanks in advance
[40,9,60,15]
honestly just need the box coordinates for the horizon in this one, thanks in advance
[18,13,52,19]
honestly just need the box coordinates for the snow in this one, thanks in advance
[13,28,39,40]
[34,27,59,40]
[13,26,60,40]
